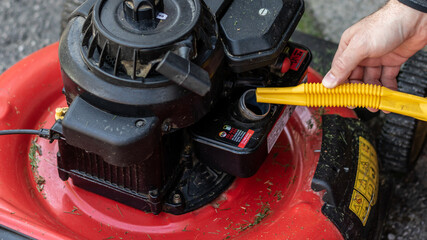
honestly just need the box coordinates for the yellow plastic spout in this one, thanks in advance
[256,83,427,122]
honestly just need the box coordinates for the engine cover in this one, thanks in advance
[57,0,308,214]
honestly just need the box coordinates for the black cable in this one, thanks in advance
[0,129,51,139]
[0,129,42,136]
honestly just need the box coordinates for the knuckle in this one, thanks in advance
[333,57,348,74]
[342,28,352,39]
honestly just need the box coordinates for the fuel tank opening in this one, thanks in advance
[238,89,271,121]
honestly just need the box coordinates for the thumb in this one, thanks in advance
[323,43,365,88]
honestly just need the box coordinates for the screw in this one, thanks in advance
[149,189,158,197]
[135,119,146,128]
[258,8,269,16]
[173,193,182,204]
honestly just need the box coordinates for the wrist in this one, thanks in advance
[415,9,427,43]
[386,0,427,41]
[405,3,427,47]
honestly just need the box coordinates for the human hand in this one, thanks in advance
[322,0,427,111]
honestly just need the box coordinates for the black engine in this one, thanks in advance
[55,0,311,215]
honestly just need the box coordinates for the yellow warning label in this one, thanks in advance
[349,190,372,226]
[349,137,379,226]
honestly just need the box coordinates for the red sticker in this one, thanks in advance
[290,48,308,71]
[238,129,254,149]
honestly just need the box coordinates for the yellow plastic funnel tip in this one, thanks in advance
[256,83,427,122]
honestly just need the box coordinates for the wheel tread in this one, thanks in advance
[378,51,427,172]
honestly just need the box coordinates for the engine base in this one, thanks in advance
[57,139,235,215]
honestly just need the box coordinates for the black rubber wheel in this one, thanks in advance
[61,0,86,33]
[378,50,427,173]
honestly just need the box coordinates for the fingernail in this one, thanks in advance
[322,71,337,88]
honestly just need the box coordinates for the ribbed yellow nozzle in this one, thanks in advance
[256,83,427,122]
[304,83,382,108]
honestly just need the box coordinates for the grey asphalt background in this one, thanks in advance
[0,0,62,73]
[306,0,387,42]
[0,0,425,239]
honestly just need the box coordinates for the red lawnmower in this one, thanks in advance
[0,0,393,239]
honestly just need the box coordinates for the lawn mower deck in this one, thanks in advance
[0,43,391,240]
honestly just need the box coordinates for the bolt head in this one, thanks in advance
[258,8,270,16]
[149,189,159,197]
[135,119,146,128]
[172,193,182,204]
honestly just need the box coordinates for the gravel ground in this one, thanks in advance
[0,0,425,239]
[305,0,387,42]
[0,0,63,73]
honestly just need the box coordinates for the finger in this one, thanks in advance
[348,66,364,81]
[380,66,400,91]
[359,53,407,67]
[359,57,382,67]
[363,66,382,86]
[349,79,363,84]
[332,32,350,61]
[322,31,350,88]
[323,40,367,88]
[367,107,379,113]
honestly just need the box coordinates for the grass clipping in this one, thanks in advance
[238,202,271,232]
[29,137,46,194]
